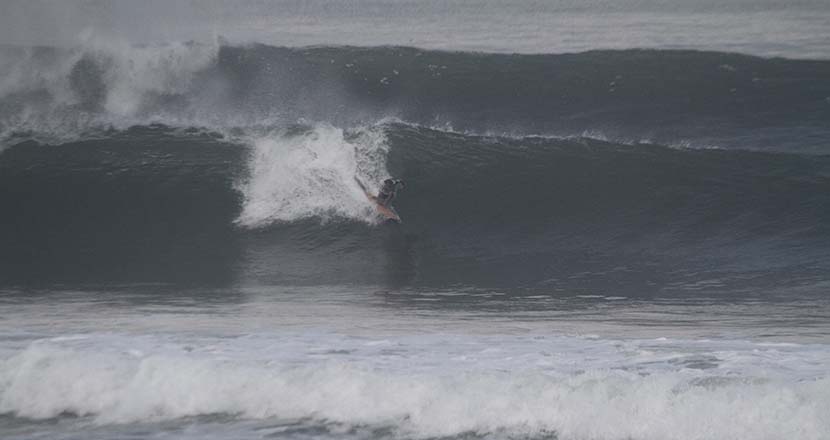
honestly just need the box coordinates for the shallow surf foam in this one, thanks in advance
[1,333,828,440]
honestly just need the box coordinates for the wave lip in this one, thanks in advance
[4,43,830,153]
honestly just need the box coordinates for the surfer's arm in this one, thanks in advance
[354,177,367,192]
[354,177,374,199]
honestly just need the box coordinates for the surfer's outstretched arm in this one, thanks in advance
[354,177,367,192]
[354,177,375,201]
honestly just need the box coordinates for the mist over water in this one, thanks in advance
[2,2,830,440]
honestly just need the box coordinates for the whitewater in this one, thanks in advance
[2,1,830,440]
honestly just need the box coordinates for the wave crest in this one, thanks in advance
[4,43,830,153]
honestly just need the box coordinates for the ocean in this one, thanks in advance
[1,1,830,439]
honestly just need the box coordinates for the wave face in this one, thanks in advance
[2,120,830,293]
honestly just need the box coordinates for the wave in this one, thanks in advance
[2,121,830,292]
[2,42,830,152]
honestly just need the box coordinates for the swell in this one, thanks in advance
[2,123,829,293]
[3,43,830,152]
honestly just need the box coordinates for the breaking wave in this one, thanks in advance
[2,42,830,151]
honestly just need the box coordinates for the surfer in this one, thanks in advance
[377,178,405,207]
[354,177,404,223]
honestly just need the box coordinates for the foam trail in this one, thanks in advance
[234,124,391,227]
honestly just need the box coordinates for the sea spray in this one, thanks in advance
[234,123,391,228]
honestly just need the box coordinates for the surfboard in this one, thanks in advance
[355,178,402,223]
